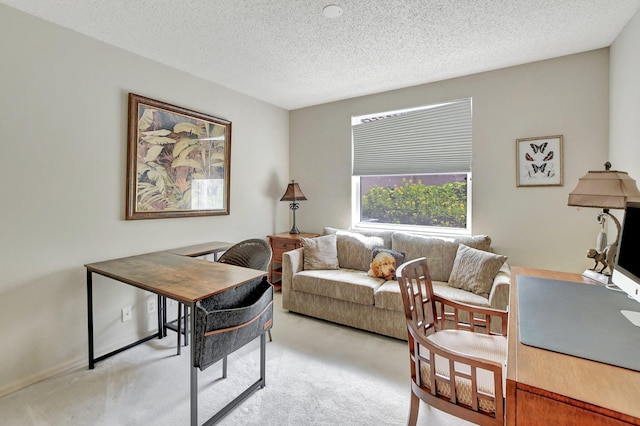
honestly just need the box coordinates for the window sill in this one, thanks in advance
[352,223,471,238]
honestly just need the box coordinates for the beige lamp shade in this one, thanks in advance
[568,168,640,209]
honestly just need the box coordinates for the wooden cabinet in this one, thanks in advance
[267,232,319,289]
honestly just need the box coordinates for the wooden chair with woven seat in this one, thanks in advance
[396,257,509,426]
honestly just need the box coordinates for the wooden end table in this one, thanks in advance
[267,232,319,289]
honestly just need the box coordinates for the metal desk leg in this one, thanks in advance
[184,305,189,346]
[190,302,198,426]
[87,270,95,370]
[162,297,168,337]
[157,294,162,339]
[87,272,165,368]
[177,303,183,355]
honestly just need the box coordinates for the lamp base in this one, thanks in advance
[289,205,300,234]
[289,226,300,234]
[582,269,611,285]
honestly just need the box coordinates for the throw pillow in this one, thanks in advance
[302,234,339,270]
[368,248,406,280]
[449,244,507,298]
[335,231,385,270]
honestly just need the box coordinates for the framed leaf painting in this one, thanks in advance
[126,93,231,219]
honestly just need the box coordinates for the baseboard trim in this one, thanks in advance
[0,355,86,398]
[1,332,168,398]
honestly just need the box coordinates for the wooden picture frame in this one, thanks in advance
[516,135,563,187]
[126,93,231,219]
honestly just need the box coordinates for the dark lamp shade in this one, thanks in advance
[567,170,640,209]
[280,181,307,202]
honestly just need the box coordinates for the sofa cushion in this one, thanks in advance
[323,227,393,249]
[302,234,339,270]
[391,232,492,282]
[292,269,385,305]
[368,248,405,280]
[334,231,385,271]
[421,330,507,414]
[374,280,490,313]
[449,245,507,298]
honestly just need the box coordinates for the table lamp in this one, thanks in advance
[567,161,640,284]
[280,180,307,234]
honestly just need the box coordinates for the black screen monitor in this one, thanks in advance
[612,201,640,303]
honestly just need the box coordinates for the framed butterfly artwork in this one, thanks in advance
[516,135,563,187]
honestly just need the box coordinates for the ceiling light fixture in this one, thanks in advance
[323,4,343,18]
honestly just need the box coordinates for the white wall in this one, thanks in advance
[290,50,610,273]
[0,5,290,395]
[610,9,640,190]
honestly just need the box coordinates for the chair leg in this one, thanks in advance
[259,332,266,388]
[268,330,272,342]
[408,391,419,426]
[222,356,228,378]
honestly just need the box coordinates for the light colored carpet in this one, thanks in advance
[1,293,473,425]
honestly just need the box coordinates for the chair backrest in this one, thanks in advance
[396,257,507,426]
[396,257,437,338]
[217,238,272,271]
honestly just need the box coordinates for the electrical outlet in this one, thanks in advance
[147,298,156,314]
[121,306,132,322]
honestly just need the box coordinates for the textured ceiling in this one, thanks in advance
[2,0,640,110]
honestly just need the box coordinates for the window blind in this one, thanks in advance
[352,98,472,176]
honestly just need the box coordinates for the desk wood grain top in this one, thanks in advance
[508,267,640,422]
[164,241,232,257]
[85,251,266,304]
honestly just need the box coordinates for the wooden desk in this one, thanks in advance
[164,241,231,258]
[85,244,266,426]
[507,267,640,425]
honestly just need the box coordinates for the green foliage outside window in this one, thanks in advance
[361,179,467,228]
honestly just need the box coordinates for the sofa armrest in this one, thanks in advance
[282,248,303,309]
[488,262,511,311]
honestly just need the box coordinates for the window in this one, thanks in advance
[351,98,472,234]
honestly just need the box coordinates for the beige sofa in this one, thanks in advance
[282,228,510,340]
